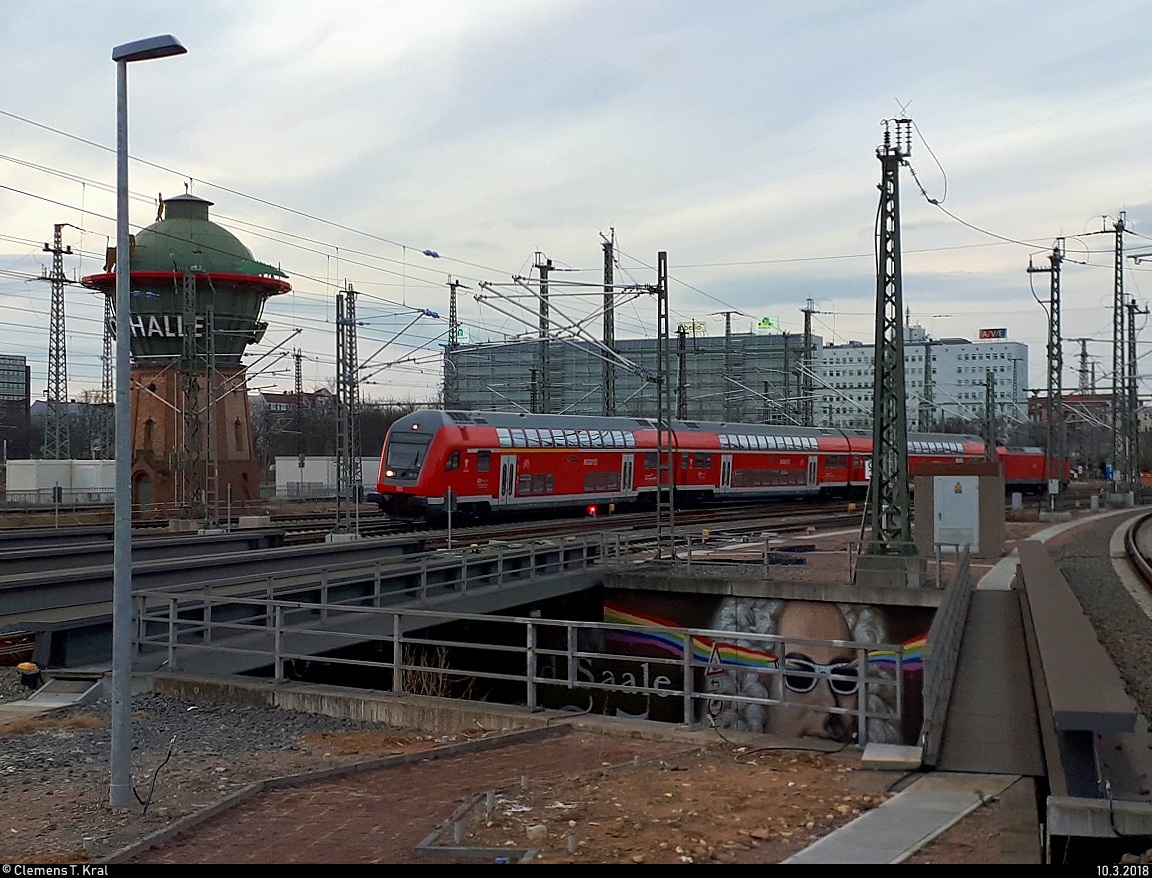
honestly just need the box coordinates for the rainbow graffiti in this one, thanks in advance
[603,600,924,671]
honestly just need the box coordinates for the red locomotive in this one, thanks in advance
[368,410,1061,521]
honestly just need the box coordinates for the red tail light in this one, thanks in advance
[586,505,598,517]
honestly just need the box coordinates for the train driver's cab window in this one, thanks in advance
[477,450,491,472]
[385,431,432,470]
[446,450,460,471]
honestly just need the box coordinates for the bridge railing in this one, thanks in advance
[134,591,904,746]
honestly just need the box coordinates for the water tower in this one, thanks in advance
[82,194,290,519]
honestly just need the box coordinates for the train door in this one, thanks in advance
[498,455,517,506]
[807,455,818,487]
[621,455,634,494]
[720,454,733,491]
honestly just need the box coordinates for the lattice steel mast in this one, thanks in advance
[1028,241,1064,489]
[180,269,202,514]
[984,370,997,461]
[869,118,913,555]
[1112,213,1127,487]
[335,284,362,536]
[536,253,552,414]
[42,223,72,459]
[445,277,466,408]
[602,231,616,416]
[1126,295,1147,484]
[655,252,674,557]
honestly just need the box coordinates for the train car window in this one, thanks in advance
[625,433,636,447]
[477,450,491,472]
[644,451,658,468]
[522,473,554,494]
[496,428,511,447]
[446,450,460,471]
[681,453,690,468]
[592,431,604,447]
[540,431,554,448]
[577,430,590,447]
[697,452,712,468]
[585,472,621,492]
[517,474,531,494]
[563,430,576,447]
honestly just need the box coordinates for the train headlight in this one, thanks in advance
[385,469,395,478]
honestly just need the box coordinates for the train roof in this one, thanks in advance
[398,409,984,445]
[433,409,844,437]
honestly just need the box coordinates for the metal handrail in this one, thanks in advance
[135,588,904,746]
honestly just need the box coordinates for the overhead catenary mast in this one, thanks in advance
[1028,240,1064,492]
[334,284,362,538]
[536,253,552,415]
[42,223,73,460]
[602,230,616,416]
[1112,213,1128,487]
[868,118,913,556]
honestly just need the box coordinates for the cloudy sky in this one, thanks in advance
[2,0,1151,406]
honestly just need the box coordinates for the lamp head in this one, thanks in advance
[112,34,186,63]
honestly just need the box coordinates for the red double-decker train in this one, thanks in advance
[368,409,1061,521]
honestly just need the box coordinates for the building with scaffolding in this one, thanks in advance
[445,330,813,423]
[445,321,1029,435]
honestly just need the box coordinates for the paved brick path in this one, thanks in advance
[125,730,686,864]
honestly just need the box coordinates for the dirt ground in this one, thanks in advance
[441,738,1023,865]
[0,711,1024,865]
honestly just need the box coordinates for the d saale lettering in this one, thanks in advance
[539,656,673,692]
[8,867,111,876]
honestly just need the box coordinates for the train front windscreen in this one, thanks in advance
[383,431,432,481]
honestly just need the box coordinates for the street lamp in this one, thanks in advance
[111,33,186,810]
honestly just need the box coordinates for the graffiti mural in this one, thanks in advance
[601,595,928,745]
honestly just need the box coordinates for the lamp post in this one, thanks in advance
[111,33,186,809]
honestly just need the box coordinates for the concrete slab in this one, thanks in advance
[861,742,922,770]
[783,773,1018,864]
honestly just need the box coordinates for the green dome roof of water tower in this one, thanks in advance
[131,194,287,279]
